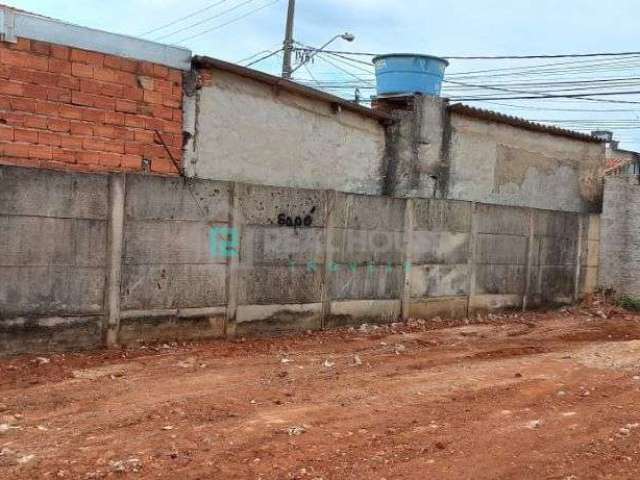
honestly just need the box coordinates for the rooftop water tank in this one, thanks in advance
[372,54,449,97]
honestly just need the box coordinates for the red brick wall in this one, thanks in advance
[0,38,183,174]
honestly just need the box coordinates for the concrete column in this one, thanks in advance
[374,95,448,199]
[466,202,478,316]
[225,182,242,337]
[104,174,125,347]
[320,191,337,329]
[522,209,535,311]
[573,215,585,302]
[401,198,414,320]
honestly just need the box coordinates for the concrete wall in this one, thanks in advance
[0,167,107,352]
[600,176,640,295]
[447,112,604,213]
[185,68,387,195]
[0,165,598,354]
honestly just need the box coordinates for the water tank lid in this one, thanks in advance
[372,53,450,66]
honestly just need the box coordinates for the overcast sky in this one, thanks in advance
[4,0,640,149]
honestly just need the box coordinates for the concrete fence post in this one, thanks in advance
[466,202,479,317]
[573,215,585,302]
[104,173,126,347]
[225,182,242,337]
[401,198,414,321]
[320,191,337,329]
[522,209,535,312]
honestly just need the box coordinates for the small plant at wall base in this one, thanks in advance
[617,295,640,312]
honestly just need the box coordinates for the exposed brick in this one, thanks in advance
[70,48,104,66]
[13,38,31,52]
[103,55,121,70]
[77,151,101,165]
[93,67,119,83]
[49,57,72,75]
[122,154,143,170]
[150,157,178,174]
[1,111,26,126]
[0,81,25,97]
[112,127,135,141]
[123,86,144,102]
[116,99,137,113]
[71,91,94,107]
[14,128,38,143]
[58,75,80,91]
[93,96,116,111]
[144,117,164,131]
[34,101,59,117]
[30,40,51,56]
[125,114,145,128]
[28,144,53,160]
[38,131,62,147]
[0,126,14,141]
[60,135,83,150]
[125,142,144,155]
[48,118,71,133]
[47,87,72,103]
[23,115,48,130]
[152,105,175,121]
[23,84,49,100]
[153,78,173,94]
[117,71,138,87]
[51,148,77,163]
[71,62,94,79]
[70,122,93,136]
[0,38,182,175]
[100,152,122,167]
[32,71,60,87]
[94,125,115,138]
[137,61,155,77]
[143,90,163,105]
[104,111,125,126]
[103,139,125,154]
[81,108,104,123]
[3,143,31,158]
[168,69,183,83]
[58,105,83,120]
[50,44,70,60]
[134,129,155,143]
[10,97,37,113]
[83,137,105,151]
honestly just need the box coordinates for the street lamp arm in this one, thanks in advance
[289,33,355,76]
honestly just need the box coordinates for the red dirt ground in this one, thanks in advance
[2,301,640,479]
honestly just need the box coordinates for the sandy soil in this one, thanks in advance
[2,302,640,479]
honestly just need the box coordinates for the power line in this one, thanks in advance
[175,0,280,43]
[154,0,258,41]
[297,49,640,60]
[140,0,230,37]
[245,48,283,67]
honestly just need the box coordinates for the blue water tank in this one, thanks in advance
[372,54,449,97]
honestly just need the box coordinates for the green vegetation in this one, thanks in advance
[617,295,640,312]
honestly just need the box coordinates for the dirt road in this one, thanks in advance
[2,304,640,479]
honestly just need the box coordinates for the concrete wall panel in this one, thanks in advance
[410,265,469,298]
[0,266,104,316]
[0,167,108,219]
[191,70,386,195]
[238,184,327,227]
[329,265,403,301]
[126,175,231,222]
[121,264,227,310]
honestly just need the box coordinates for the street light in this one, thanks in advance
[289,32,355,76]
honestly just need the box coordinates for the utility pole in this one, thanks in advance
[281,0,296,79]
